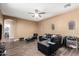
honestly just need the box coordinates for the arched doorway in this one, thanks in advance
[4,19,16,42]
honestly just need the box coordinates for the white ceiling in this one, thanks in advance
[0,3,79,21]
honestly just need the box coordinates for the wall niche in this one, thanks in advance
[68,21,75,30]
[52,24,55,30]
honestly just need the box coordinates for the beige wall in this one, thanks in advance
[15,19,38,38]
[38,8,79,37]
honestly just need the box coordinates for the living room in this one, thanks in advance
[0,3,79,56]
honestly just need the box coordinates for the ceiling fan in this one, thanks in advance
[28,9,46,18]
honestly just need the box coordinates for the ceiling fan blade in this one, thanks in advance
[39,12,46,14]
[28,12,34,14]
[38,14,42,17]
[32,15,35,17]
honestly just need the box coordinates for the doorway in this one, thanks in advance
[4,19,16,42]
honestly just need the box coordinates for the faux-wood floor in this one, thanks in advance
[4,40,79,56]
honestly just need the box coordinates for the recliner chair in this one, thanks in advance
[25,33,38,42]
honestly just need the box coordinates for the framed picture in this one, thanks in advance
[68,21,75,30]
[52,24,55,30]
